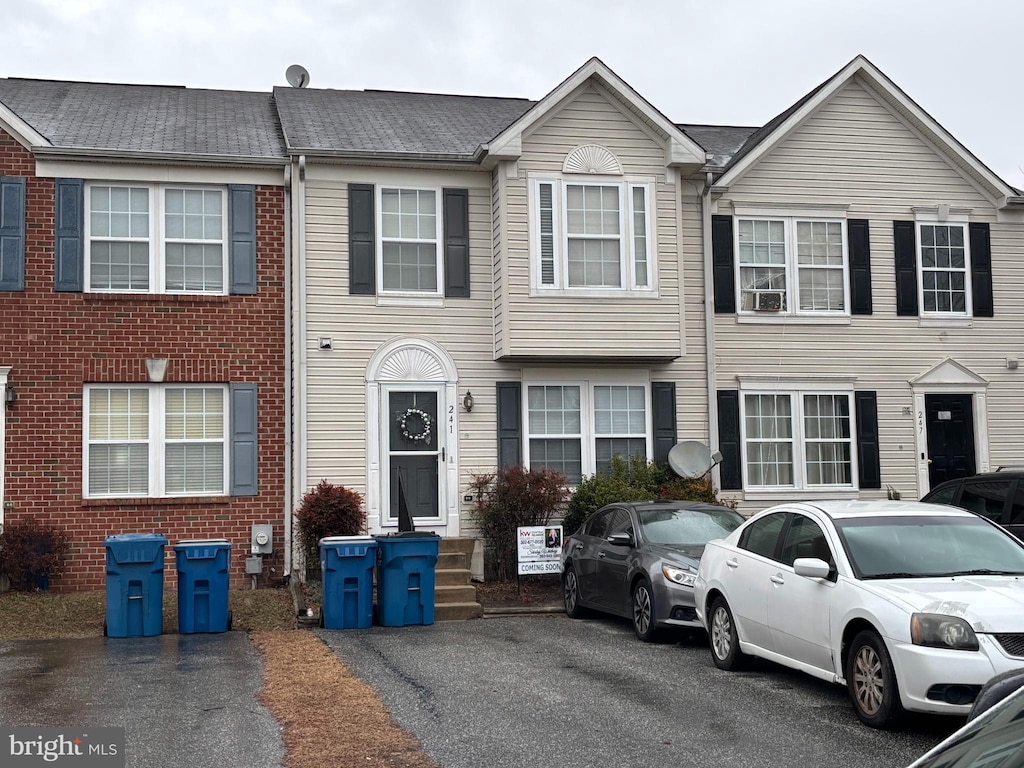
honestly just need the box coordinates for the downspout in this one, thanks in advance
[293,155,308,576]
[701,172,721,488]
[282,162,294,579]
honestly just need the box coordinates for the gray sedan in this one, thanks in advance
[562,501,744,641]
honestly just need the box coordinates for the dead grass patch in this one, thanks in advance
[252,631,436,768]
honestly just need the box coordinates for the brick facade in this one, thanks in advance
[0,129,288,591]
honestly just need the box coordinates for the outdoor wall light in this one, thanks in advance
[4,386,15,407]
[463,391,474,412]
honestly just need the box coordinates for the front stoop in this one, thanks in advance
[434,538,483,621]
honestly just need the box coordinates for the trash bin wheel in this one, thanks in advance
[102,620,108,637]
[227,610,233,632]
[319,610,325,629]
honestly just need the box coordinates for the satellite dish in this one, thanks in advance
[668,440,716,479]
[286,64,310,88]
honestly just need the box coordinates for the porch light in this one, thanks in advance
[463,391,474,412]
[4,386,14,407]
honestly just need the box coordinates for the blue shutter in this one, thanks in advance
[893,221,918,316]
[0,176,26,291]
[712,215,735,314]
[847,219,872,315]
[496,382,522,468]
[855,391,881,489]
[54,178,83,292]
[717,390,742,490]
[349,184,375,294]
[443,188,470,298]
[969,223,993,318]
[651,382,677,464]
[229,185,257,294]
[230,383,258,496]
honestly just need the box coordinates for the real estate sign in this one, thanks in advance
[517,525,563,575]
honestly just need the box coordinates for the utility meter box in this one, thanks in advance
[251,524,273,555]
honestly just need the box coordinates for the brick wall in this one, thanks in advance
[0,130,289,591]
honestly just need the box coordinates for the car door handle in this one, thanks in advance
[770,574,785,585]
[726,558,739,569]
[598,551,607,559]
[572,543,583,552]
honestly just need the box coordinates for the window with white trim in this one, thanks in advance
[532,178,653,293]
[84,385,227,498]
[918,222,970,315]
[378,187,441,295]
[525,381,650,483]
[736,217,848,314]
[742,390,854,489]
[86,185,227,294]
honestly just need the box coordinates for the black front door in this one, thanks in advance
[388,390,440,522]
[926,393,976,486]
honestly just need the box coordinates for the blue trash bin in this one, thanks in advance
[104,533,168,638]
[374,534,440,627]
[319,536,378,630]
[174,539,232,633]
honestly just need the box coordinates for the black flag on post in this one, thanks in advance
[397,469,415,532]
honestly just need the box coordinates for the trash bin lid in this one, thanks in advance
[104,533,168,545]
[174,538,230,547]
[319,535,375,544]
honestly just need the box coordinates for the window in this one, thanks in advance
[918,222,970,315]
[742,390,854,490]
[85,385,227,498]
[736,217,847,314]
[779,515,832,566]
[86,185,227,294]
[739,513,786,559]
[379,187,441,295]
[532,178,653,293]
[525,381,650,484]
[958,481,1009,523]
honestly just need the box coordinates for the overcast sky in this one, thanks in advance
[7,0,1023,187]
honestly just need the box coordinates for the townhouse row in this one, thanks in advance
[1,56,1021,588]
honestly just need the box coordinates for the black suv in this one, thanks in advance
[921,469,1024,539]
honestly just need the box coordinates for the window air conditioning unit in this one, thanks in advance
[753,290,784,311]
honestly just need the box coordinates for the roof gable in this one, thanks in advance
[716,55,1018,206]
[0,96,50,149]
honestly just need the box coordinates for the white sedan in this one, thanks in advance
[694,500,1024,728]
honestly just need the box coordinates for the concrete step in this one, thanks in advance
[439,537,477,556]
[435,584,478,604]
[434,601,484,621]
[436,568,473,587]
[437,552,467,570]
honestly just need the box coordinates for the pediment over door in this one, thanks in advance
[910,358,988,388]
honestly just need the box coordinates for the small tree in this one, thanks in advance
[295,480,365,578]
[470,465,570,581]
[0,517,70,591]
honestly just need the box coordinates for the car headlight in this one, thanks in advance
[662,564,696,588]
[910,613,980,651]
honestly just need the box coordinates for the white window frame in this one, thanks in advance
[375,185,443,298]
[738,380,857,492]
[84,183,229,295]
[915,220,972,318]
[522,373,653,483]
[735,216,850,317]
[529,176,656,296]
[83,384,229,499]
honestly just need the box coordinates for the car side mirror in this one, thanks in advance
[793,557,831,580]
[606,532,633,547]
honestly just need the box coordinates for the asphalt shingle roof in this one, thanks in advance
[677,124,760,168]
[272,86,534,157]
[0,78,286,158]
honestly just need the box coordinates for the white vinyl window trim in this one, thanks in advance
[83,384,229,499]
[530,177,655,296]
[735,217,850,317]
[84,184,228,295]
[739,388,857,492]
[375,185,443,297]
[915,221,972,317]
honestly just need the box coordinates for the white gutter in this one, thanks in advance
[701,172,721,488]
[282,162,294,578]
[291,155,309,578]
[32,146,287,167]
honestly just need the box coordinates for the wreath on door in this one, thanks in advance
[398,408,432,445]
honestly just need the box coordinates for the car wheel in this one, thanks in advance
[563,566,589,619]
[708,596,748,671]
[632,578,660,642]
[847,629,903,728]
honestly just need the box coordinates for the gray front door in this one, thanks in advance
[387,389,441,523]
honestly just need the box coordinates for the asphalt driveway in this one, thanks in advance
[0,633,283,768]
[318,615,958,768]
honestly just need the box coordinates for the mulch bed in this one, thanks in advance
[473,575,563,608]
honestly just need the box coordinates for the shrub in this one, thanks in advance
[295,480,365,577]
[470,465,570,581]
[0,517,70,591]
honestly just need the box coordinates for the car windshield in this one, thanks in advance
[638,507,744,546]
[834,515,1024,579]
[910,687,1024,768]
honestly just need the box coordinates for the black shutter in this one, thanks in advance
[0,176,26,291]
[712,214,735,314]
[228,184,257,294]
[230,383,258,496]
[855,391,881,489]
[496,382,522,468]
[848,219,872,315]
[969,222,993,318]
[54,178,84,292]
[443,188,470,298]
[651,382,677,464]
[717,390,742,490]
[349,183,375,295]
[893,221,918,316]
